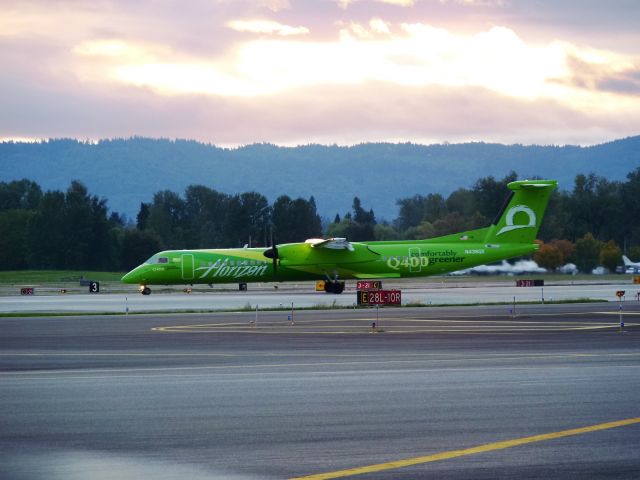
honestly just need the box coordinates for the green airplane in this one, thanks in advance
[122,179,557,295]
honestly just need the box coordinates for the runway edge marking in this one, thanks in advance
[289,417,640,480]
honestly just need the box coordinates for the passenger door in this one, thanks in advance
[182,254,194,280]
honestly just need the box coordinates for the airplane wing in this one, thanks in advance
[305,238,355,251]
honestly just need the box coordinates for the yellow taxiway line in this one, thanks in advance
[290,417,640,480]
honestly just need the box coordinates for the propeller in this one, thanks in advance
[263,227,278,279]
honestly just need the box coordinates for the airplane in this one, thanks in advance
[622,255,640,274]
[451,259,547,276]
[122,179,557,295]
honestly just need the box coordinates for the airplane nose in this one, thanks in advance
[121,271,135,283]
[121,267,141,284]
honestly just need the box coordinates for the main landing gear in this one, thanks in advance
[324,280,345,294]
[139,285,151,295]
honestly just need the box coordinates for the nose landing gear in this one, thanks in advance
[139,285,151,295]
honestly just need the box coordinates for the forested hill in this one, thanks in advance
[1,136,638,220]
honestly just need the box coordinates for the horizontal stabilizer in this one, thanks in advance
[623,255,640,267]
[518,183,556,189]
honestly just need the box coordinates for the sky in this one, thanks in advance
[1,0,639,146]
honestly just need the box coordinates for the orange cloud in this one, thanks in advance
[2,0,639,146]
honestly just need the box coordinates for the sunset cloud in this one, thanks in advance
[73,22,634,109]
[442,0,506,6]
[256,0,291,12]
[227,19,310,36]
[378,0,416,6]
[336,0,415,9]
[1,0,639,146]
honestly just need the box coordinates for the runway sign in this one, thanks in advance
[357,289,401,306]
[516,279,544,287]
[356,280,382,290]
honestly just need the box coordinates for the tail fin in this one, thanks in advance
[623,256,632,266]
[483,180,557,244]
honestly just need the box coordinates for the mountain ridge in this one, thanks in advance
[2,136,638,221]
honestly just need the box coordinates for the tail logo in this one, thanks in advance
[497,205,536,236]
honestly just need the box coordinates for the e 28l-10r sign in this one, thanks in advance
[357,290,401,306]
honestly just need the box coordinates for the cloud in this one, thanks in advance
[3,61,638,147]
[73,40,152,59]
[256,0,291,12]
[370,18,391,34]
[1,0,639,147]
[598,72,640,96]
[340,18,392,38]
[147,82,640,146]
[64,21,640,139]
[378,0,415,6]
[337,0,502,8]
[440,0,506,6]
[562,54,640,96]
[85,25,565,99]
[336,0,415,9]
[227,19,310,36]
[335,0,355,9]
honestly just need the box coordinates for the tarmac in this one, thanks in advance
[1,302,639,479]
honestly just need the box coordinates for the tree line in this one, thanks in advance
[1,168,639,272]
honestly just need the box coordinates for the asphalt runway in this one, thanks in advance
[1,279,639,313]
[1,303,640,479]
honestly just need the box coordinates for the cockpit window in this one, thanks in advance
[144,255,169,265]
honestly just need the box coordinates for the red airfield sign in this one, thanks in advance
[357,290,401,306]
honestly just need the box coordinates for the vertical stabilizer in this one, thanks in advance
[483,180,557,244]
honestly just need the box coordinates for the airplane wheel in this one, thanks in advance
[141,287,151,295]
[324,281,345,294]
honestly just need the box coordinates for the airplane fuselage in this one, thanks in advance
[121,241,536,286]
